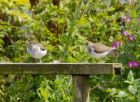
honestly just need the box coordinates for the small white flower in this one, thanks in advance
[52,60,61,64]
[118,91,126,97]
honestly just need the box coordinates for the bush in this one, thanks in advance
[0,0,140,101]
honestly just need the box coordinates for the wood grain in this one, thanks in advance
[0,63,123,74]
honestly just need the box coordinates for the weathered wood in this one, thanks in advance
[0,63,123,102]
[0,63,122,75]
[72,75,89,102]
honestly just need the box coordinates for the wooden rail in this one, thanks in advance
[0,63,123,102]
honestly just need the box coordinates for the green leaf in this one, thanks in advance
[134,78,140,88]
[128,85,137,95]
[115,91,126,97]
[131,9,137,18]
[128,70,134,82]
[124,70,134,84]
[118,54,129,64]
[106,88,117,95]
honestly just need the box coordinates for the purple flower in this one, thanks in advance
[137,18,140,26]
[112,41,120,48]
[128,61,139,68]
[122,15,131,23]
[121,31,129,36]
[137,17,140,22]
[128,34,135,41]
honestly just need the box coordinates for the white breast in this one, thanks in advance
[87,46,111,58]
[90,50,111,58]
[34,49,47,58]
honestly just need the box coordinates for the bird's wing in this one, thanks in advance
[92,43,113,53]
[31,45,39,51]
[38,44,46,51]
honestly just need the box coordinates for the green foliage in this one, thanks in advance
[37,75,72,102]
[0,0,140,101]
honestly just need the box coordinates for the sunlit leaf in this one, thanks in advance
[128,85,137,94]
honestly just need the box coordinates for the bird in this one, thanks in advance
[86,41,116,58]
[27,40,47,62]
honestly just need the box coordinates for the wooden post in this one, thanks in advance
[72,75,89,102]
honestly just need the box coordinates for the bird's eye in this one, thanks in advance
[40,48,45,51]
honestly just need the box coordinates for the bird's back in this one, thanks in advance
[92,43,114,53]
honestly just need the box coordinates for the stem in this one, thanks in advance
[103,94,111,102]
[63,0,83,62]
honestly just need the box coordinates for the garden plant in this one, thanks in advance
[0,0,140,101]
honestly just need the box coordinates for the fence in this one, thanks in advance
[0,63,123,102]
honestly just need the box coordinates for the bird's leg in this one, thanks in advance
[92,57,95,63]
[92,57,98,64]
[35,59,38,63]
[98,59,102,64]
[95,58,100,64]
[94,58,101,64]
[39,59,42,63]
[35,59,42,63]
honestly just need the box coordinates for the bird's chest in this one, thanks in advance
[27,48,38,55]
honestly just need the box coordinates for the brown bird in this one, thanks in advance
[86,41,116,58]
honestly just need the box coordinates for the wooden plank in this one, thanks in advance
[0,63,122,75]
[72,75,89,102]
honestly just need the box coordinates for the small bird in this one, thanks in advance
[86,41,116,58]
[27,40,47,62]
